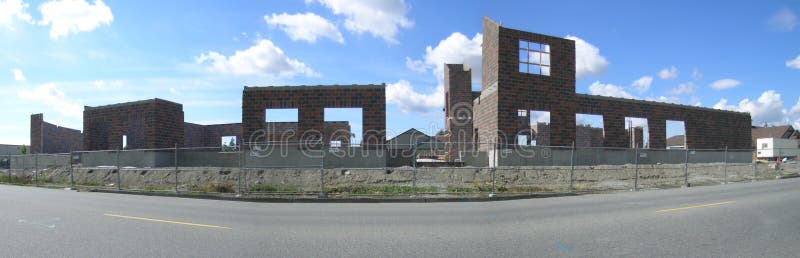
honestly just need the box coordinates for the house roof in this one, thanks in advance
[666,135,685,146]
[386,128,431,144]
[752,125,795,145]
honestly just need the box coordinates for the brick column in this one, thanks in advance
[603,114,627,148]
[648,117,666,149]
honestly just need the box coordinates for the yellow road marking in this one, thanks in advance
[103,213,232,229]
[656,201,735,213]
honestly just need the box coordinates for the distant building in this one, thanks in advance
[751,125,799,148]
[530,122,551,146]
[576,124,604,147]
[0,144,23,155]
[756,138,800,159]
[666,135,685,149]
[626,127,645,149]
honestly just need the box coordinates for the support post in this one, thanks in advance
[237,147,243,195]
[116,149,121,191]
[569,142,575,193]
[319,147,326,199]
[753,159,757,182]
[490,142,496,198]
[174,144,178,193]
[69,152,74,188]
[723,146,728,184]
[684,147,690,187]
[411,144,417,199]
[6,155,11,183]
[634,144,639,191]
[34,154,39,186]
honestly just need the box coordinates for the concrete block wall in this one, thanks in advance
[324,148,387,168]
[10,155,69,170]
[78,150,174,168]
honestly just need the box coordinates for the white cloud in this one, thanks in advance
[93,79,122,90]
[265,12,344,44]
[786,55,800,69]
[631,76,652,93]
[386,80,443,113]
[565,35,608,79]
[169,87,180,95]
[790,97,800,129]
[308,0,413,44]
[791,97,800,115]
[647,95,681,104]
[195,39,314,77]
[11,68,25,82]
[396,32,482,113]
[713,90,787,125]
[768,8,797,31]
[38,0,114,39]
[0,0,33,30]
[669,82,695,95]
[658,66,678,80]
[709,78,741,90]
[17,83,82,117]
[588,81,634,99]
[530,111,550,124]
[692,69,703,80]
[408,32,482,84]
[405,56,426,73]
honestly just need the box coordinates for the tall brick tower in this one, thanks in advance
[444,64,474,160]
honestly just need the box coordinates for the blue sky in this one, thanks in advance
[1,0,800,145]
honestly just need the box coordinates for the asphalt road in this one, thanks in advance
[1,178,799,257]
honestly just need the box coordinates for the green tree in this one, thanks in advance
[20,145,27,155]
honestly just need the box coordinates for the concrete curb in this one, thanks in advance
[87,189,579,203]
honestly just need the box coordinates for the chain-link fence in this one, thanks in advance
[1,143,798,199]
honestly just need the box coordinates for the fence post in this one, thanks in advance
[684,147,689,187]
[569,142,575,193]
[21,155,25,184]
[174,144,178,193]
[723,146,728,184]
[34,154,39,186]
[319,145,326,199]
[752,159,757,182]
[69,152,74,188]
[490,142,496,198]
[237,147,243,195]
[634,145,639,191]
[116,149,121,191]
[411,144,417,199]
[6,155,11,183]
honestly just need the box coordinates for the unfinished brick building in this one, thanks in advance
[242,85,386,145]
[30,114,82,154]
[445,18,752,154]
[83,99,185,151]
[29,18,751,157]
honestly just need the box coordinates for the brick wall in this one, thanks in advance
[83,99,184,151]
[444,64,475,157]
[576,94,752,149]
[242,85,385,146]
[468,18,752,151]
[30,113,83,154]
